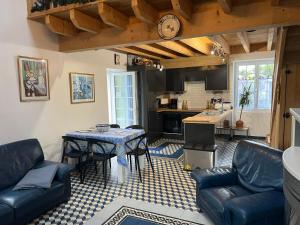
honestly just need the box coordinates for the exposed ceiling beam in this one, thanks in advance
[212,35,231,54]
[116,47,162,60]
[131,0,158,25]
[267,28,276,51]
[230,43,268,54]
[136,44,179,58]
[171,0,192,20]
[237,32,250,53]
[180,37,213,55]
[59,1,300,52]
[218,0,232,14]
[70,9,102,33]
[98,3,129,30]
[271,0,280,6]
[161,56,225,69]
[156,41,196,57]
[45,15,77,37]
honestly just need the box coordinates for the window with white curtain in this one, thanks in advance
[234,59,274,110]
[107,70,138,128]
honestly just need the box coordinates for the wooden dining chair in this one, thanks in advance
[84,138,117,188]
[110,124,120,128]
[125,125,143,129]
[125,133,154,183]
[61,136,89,183]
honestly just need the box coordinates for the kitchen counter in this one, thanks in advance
[156,108,204,113]
[183,110,233,124]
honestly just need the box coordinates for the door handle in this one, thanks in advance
[283,112,291,118]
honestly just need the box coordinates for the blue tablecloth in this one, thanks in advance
[66,128,145,167]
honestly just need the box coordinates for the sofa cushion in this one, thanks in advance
[13,164,58,190]
[0,203,14,225]
[0,181,65,220]
[233,141,283,192]
[0,139,44,190]
[198,185,252,224]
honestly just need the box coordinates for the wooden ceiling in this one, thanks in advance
[27,0,300,54]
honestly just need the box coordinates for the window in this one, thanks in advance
[234,59,274,110]
[107,70,138,128]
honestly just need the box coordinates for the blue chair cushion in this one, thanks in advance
[0,181,64,220]
[0,203,14,225]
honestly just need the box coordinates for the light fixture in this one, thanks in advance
[129,55,164,71]
[211,50,215,55]
[211,44,227,63]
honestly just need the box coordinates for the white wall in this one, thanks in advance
[0,1,127,161]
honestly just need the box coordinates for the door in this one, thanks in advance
[107,70,138,128]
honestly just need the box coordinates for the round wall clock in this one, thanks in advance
[158,14,181,40]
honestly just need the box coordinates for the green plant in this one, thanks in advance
[239,85,252,120]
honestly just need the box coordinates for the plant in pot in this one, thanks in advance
[236,85,252,128]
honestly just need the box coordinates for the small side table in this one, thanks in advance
[231,127,249,138]
[216,126,250,139]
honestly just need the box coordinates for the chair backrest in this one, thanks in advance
[87,138,116,155]
[110,124,120,128]
[126,125,143,129]
[0,139,44,189]
[125,133,148,151]
[62,136,88,152]
[232,140,283,192]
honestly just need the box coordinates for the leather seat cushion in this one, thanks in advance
[0,181,65,220]
[0,203,14,225]
[199,185,252,223]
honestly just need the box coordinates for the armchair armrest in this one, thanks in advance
[224,191,284,225]
[191,167,237,189]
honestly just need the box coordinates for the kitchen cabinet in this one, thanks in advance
[183,67,206,82]
[148,111,163,140]
[166,69,185,92]
[205,65,228,90]
[147,69,166,92]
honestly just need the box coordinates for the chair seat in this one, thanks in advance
[92,153,116,161]
[127,148,146,156]
[198,185,252,224]
[65,149,88,158]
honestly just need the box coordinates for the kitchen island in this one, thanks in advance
[182,110,233,170]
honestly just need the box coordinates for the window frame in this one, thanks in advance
[234,58,274,111]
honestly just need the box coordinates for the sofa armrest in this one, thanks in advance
[224,191,284,225]
[191,167,237,189]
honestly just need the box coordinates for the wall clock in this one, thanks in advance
[158,14,181,40]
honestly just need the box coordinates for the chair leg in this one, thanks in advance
[94,160,98,174]
[109,158,112,168]
[129,155,132,172]
[136,155,142,183]
[103,160,107,189]
[134,155,138,171]
[146,150,154,173]
[79,157,83,183]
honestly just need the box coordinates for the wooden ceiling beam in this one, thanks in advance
[136,44,179,58]
[267,28,276,51]
[59,1,300,52]
[45,15,77,37]
[131,0,158,25]
[171,0,192,20]
[98,2,129,30]
[271,0,280,6]
[116,47,162,60]
[218,0,232,14]
[180,37,213,55]
[70,9,102,33]
[237,32,250,53]
[157,41,195,57]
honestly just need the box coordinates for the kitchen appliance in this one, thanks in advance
[158,98,169,108]
[170,98,178,109]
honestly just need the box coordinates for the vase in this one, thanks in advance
[236,120,244,128]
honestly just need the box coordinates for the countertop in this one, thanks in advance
[290,108,300,123]
[156,108,204,113]
[182,110,233,124]
[283,146,300,181]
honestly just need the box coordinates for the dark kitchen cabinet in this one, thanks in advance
[148,111,163,140]
[166,69,185,92]
[183,67,206,82]
[205,65,228,90]
[147,69,166,92]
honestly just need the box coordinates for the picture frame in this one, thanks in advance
[69,72,95,104]
[17,56,50,102]
[114,53,120,65]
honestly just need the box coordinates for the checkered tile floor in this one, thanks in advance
[149,138,184,159]
[30,136,265,225]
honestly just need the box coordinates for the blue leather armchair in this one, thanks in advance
[191,140,284,225]
[0,139,73,225]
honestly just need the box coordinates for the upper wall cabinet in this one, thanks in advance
[205,65,228,90]
[147,69,166,93]
[166,69,185,92]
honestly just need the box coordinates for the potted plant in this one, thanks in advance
[236,85,251,128]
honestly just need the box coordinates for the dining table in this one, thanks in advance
[65,128,145,184]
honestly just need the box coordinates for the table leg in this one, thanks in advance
[117,165,126,184]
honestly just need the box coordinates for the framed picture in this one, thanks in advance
[17,56,50,102]
[114,53,120,65]
[69,72,95,104]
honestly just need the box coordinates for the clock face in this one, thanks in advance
[158,14,181,40]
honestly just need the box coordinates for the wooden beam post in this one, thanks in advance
[267,28,276,51]
[171,0,192,20]
[131,0,158,25]
[180,37,213,55]
[70,9,102,34]
[271,0,280,6]
[237,32,250,53]
[45,15,78,37]
[137,44,179,58]
[116,47,162,60]
[98,3,129,30]
[157,41,196,57]
[218,0,232,14]
[161,56,224,69]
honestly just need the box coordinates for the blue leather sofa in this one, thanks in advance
[0,139,73,225]
[191,140,284,225]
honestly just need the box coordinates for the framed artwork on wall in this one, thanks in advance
[17,56,50,102]
[69,72,95,104]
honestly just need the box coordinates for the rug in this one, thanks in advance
[148,139,184,159]
[85,197,212,225]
